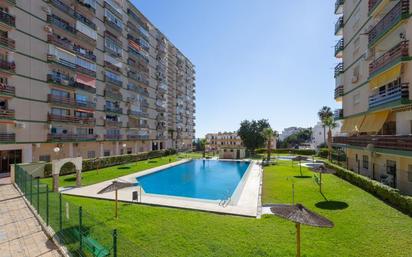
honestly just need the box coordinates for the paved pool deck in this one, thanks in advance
[63,159,262,217]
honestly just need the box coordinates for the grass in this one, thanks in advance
[58,159,412,257]
[40,153,202,189]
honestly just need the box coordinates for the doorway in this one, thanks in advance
[0,150,22,178]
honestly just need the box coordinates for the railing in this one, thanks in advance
[73,81,96,93]
[0,83,15,96]
[48,133,97,142]
[334,62,344,77]
[104,134,123,140]
[47,54,77,69]
[104,105,123,114]
[369,83,409,108]
[335,38,344,57]
[335,85,344,99]
[76,66,96,77]
[128,109,149,118]
[127,134,149,140]
[369,0,385,14]
[0,35,15,49]
[50,0,76,18]
[48,94,96,109]
[0,108,15,119]
[105,89,123,101]
[104,61,121,73]
[105,120,122,127]
[47,73,75,86]
[128,122,149,129]
[368,0,409,46]
[0,10,15,27]
[369,40,409,77]
[334,109,344,120]
[76,0,96,14]
[48,34,96,61]
[335,16,344,35]
[335,0,344,14]
[104,17,123,32]
[48,113,96,124]
[0,133,15,142]
[333,135,412,151]
[0,59,15,72]
[47,15,76,34]
[105,75,123,87]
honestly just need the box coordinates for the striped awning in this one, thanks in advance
[359,110,389,133]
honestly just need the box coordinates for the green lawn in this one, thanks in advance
[41,153,202,189]
[61,159,412,257]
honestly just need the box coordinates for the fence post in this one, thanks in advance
[23,171,26,195]
[37,179,40,212]
[113,229,117,257]
[79,207,83,252]
[30,175,33,204]
[59,193,62,231]
[46,184,49,226]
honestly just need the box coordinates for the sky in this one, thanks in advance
[132,0,340,138]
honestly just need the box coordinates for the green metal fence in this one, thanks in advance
[15,165,117,257]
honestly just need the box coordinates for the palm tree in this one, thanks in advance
[262,128,275,161]
[318,106,333,146]
[199,138,207,158]
[324,116,337,161]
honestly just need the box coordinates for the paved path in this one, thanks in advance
[0,183,63,257]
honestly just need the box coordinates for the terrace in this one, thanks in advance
[0,132,14,142]
[47,133,97,142]
[334,62,344,78]
[369,83,409,109]
[48,94,96,110]
[48,113,96,125]
[369,40,409,78]
[334,85,344,101]
[334,135,412,151]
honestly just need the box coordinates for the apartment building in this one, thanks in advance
[332,0,412,195]
[205,132,243,151]
[0,0,196,177]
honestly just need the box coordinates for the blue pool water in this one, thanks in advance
[137,160,250,200]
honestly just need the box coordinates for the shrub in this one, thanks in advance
[326,162,412,216]
[255,148,316,156]
[317,148,346,161]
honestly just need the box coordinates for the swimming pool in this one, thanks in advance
[136,160,251,201]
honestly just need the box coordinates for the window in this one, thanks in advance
[51,108,69,116]
[104,150,111,156]
[76,21,97,40]
[353,93,360,105]
[105,37,122,56]
[362,155,368,170]
[87,151,96,158]
[127,148,132,154]
[386,160,396,175]
[39,155,51,162]
[352,65,360,83]
[51,89,70,98]
[76,57,96,72]
[105,9,123,29]
[353,37,360,58]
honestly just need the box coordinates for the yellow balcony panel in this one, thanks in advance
[369,63,401,89]
[341,115,365,134]
[359,110,390,133]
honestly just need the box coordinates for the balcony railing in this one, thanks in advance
[335,0,344,14]
[105,89,123,101]
[334,109,344,120]
[73,81,96,93]
[368,0,409,47]
[369,40,409,77]
[48,34,96,62]
[0,108,15,119]
[76,0,96,14]
[335,16,344,35]
[335,38,344,58]
[0,35,15,50]
[334,62,344,78]
[127,134,149,140]
[335,85,344,100]
[0,59,15,73]
[105,75,123,87]
[104,134,123,140]
[0,10,15,28]
[48,133,97,142]
[48,94,96,109]
[369,0,384,15]
[0,83,15,96]
[77,66,96,77]
[333,135,412,151]
[48,113,95,124]
[104,105,123,114]
[128,110,148,118]
[0,133,15,142]
[369,83,409,109]
[104,17,123,32]
[105,120,122,127]
[47,15,76,35]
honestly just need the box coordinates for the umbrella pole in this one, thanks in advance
[115,189,118,219]
[296,223,301,257]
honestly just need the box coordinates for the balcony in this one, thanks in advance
[335,85,344,101]
[104,105,123,114]
[128,122,149,129]
[0,59,15,74]
[0,108,15,120]
[104,17,123,33]
[0,83,15,97]
[369,41,409,78]
[105,75,123,87]
[127,134,149,140]
[48,34,97,62]
[104,61,121,73]
[48,113,96,125]
[335,0,344,14]
[0,10,15,30]
[76,65,96,77]
[369,0,384,15]
[76,0,96,16]
[105,90,123,102]
[49,0,76,19]
[105,120,122,127]
[73,81,96,93]
[335,16,344,36]
[334,62,344,78]
[48,95,96,110]
[369,83,409,109]
[0,133,15,143]
[48,133,97,142]
[104,134,123,140]
[335,38,344,58]
[334,109,344,120]
[368,0,409,47]
[47,15,76,35]
[0,35,15,50]
[333,135,412,152]
[128,109,148,118]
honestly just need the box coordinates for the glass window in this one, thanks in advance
[105,37,122,56]
[76,57,96,71]
[105,9,123,29]
[51,89,70,98]
[104,150,111,156]
[51,108,69,116]
[76,21,97,40]
[87,151,96,158]
[39,155,51,162]
[362,155,368,170]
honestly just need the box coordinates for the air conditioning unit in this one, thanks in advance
[15,122,25,129]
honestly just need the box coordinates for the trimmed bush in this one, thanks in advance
[317,148,347,161]
[326,162,412,216]
[255,148,316,156]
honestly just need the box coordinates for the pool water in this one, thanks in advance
[137,160,250,200]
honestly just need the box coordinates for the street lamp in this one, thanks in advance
[122,143,127,155]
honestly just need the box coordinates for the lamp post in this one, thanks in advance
[122,143,127,155]
[52,146,61,192]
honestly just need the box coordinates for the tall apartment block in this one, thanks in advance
[332,0,412,195]
[0,0,196,176]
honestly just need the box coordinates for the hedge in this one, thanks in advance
[43,149,177,177]
[255,148,316,156]
[317,148,346,161]
[326,162,412,216]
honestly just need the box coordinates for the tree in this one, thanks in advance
[199,138,206,158]
[262,128,278,161]
[238,119,271,155]
[279,128,312,148]
[324,116,337,161]
[318,106,333,146]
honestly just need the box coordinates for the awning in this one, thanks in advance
[341,115,365,133]
[129,40,142,52]
[369,64,401,89]
[359,110,390,133]
[76,109,94,114]
[76,73,96,88]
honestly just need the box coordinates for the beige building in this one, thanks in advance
[0,0,196,177]
[333,0,412,195]
[206,131,276,151]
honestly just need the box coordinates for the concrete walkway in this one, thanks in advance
[0,181,63,257]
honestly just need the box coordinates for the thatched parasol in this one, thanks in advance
[268,204,333,257]
[98,180,137,219]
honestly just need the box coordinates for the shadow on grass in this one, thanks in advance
[315,200,349,210]
[294,175,312,179]
[117,166,131,170]
[147,160,157,163]
[63,177,77,182]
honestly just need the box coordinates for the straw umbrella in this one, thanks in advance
[98,180,136,219]
[268,204,334,257]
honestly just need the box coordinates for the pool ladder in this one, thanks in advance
[219,189,231,208]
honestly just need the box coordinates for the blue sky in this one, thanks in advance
[132,0,340,137]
